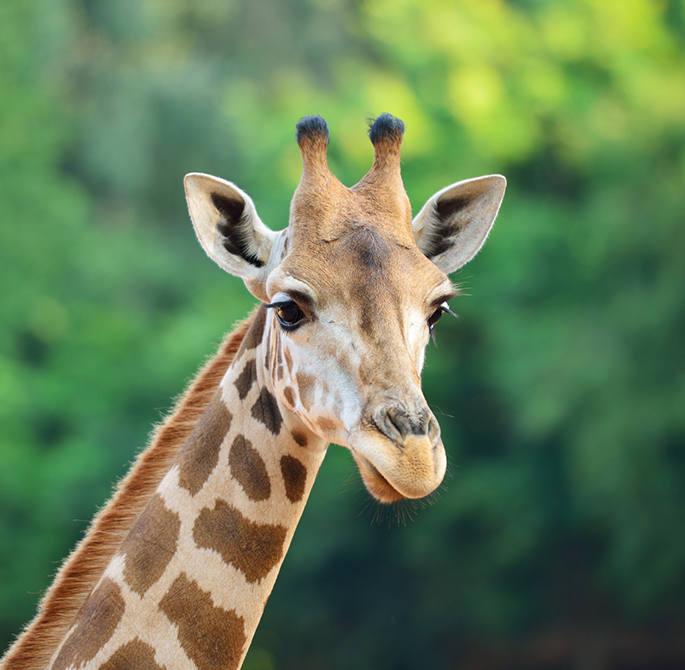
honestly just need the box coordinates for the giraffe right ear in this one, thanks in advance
[412,175,506,274]
[184,173,279,300]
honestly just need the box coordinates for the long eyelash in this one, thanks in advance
[430,303,458,347]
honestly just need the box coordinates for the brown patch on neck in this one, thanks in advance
[51,578,124,670]
[159,573,246,670]
[229,435,271,501]
[1,311,257,670]
[250,387,283,435]
[101,639,164,670]
[234,358,257,399]
[280,456,307,503]
[121,494,181,596]
[193,501,287,584]
[240,304,267,351]
[291,429,308,448]
[177,391,233,496]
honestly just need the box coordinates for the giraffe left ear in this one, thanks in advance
[185,173,280,301]
[412,175,506,274]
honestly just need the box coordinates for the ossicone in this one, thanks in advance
[368,113,405,146]
[362,112,405,178]
[296,115,331,183]
[296,116,330,147]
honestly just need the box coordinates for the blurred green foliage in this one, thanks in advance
[1,0,684,667]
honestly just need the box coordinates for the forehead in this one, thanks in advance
[276,226,451,310]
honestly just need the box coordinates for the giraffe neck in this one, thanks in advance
[46,307,328,670]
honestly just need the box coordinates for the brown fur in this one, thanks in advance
[0,313,256,670]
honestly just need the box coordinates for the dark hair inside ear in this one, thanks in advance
[435,195,470,219]
[421,196,473,259]
[211,192,263,268]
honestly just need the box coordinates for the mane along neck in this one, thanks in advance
[1,313,255,670]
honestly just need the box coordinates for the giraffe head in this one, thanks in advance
[185,115,505,503]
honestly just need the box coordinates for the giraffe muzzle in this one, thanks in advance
[349,400,446,503]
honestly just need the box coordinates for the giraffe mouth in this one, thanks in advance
[348,428,447,504]
[353,453,405,504]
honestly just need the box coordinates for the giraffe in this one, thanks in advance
[1,114,506,670]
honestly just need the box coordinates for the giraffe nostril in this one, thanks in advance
[374,403,433,443]
[427,415,441,445]
[383,409,404,441]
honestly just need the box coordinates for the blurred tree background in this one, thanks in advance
[1,0,684,668]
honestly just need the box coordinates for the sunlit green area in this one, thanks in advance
[1,0,684,667]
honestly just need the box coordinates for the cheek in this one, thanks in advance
[406,322,430,372]
[415,348,427,372]
[275,339,362,431]
[272,341,300,412]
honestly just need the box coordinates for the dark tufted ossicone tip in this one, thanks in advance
[368,113,405,146]
[296,116,330,147]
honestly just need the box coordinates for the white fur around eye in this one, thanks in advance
[268,292,291,304]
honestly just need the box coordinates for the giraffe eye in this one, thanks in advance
[274,301,305,330]
[427,302,456,339]
[428,308,443,329]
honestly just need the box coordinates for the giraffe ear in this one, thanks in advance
[412,175,506,274]
[184,173,279,300]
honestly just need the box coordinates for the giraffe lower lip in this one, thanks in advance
[354,454,405,504]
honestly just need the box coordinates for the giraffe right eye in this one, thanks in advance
[273,301,305,330]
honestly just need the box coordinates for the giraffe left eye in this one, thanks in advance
[428,307,443,330]
[275,301,305,330]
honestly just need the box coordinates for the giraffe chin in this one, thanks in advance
[349,432,447,504]
[355,457,406,504]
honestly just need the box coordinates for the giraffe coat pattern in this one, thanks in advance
[1,114,505,670]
